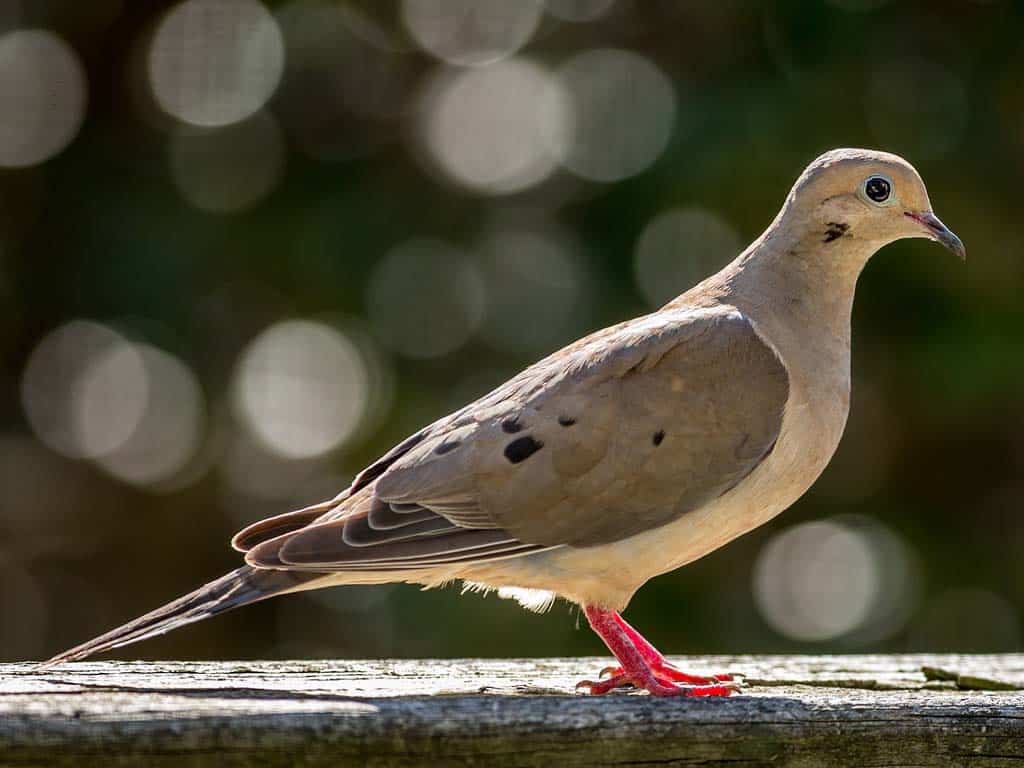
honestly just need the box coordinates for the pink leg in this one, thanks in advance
[576,606,738,697]
[606,613,733,685]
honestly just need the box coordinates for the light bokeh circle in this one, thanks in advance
[634,207,741,307]
[234,320,371,459]
[553,48,675,181]
[753,520,880,642]
[149,0,285,127]
[402,0,543,66]
[0,30,87,168]
[420,59,569,195]
[367,239,485,358]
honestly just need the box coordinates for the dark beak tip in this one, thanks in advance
[952,239,967,262]
[907,211,966,261]
[940,233,967,263]
[936,225,966,262]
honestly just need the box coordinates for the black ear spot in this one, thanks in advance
[504,436,543,464]
[558,415,576,427]
[434,440,460,455]
[652,430,665,446]
[501,417,523,434]
[823,222,849,243]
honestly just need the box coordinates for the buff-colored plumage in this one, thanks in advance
[44,148,964,668]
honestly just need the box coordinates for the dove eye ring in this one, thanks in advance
[863,175,892,204]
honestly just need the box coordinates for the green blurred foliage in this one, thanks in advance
[1,0,1022,662]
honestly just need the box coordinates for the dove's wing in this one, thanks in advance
[242,306,789,570]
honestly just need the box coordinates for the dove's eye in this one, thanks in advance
[863,175,892,204]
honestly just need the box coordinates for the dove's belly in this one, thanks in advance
[456,357,851,610]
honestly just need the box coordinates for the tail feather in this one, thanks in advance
[40,567,324,668]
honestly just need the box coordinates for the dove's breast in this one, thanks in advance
[459,315,854,610]
[641,323,853,576]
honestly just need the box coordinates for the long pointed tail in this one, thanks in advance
[40,567,324,668]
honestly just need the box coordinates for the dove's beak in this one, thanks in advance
[905,210,966,261]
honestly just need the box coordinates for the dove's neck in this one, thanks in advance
[671,217,883,488]
[685,217,882,361]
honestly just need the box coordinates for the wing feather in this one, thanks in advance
[231,499,343,552]
[366,503,439,530]
[240,305,789,571]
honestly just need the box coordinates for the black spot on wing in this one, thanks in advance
[558,415,576,427]
[653,430,665,446]
[501,417,523,434]
[504,435,543,464]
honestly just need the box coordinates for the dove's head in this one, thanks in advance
[783,148,965,260]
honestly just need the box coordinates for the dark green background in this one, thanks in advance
[1,0,1021,662]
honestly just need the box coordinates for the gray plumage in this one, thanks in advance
[43,148,964,668]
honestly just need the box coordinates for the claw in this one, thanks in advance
[577,673,636,695]
[599,666,620,679]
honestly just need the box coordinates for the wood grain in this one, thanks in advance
[4,655,1024,766]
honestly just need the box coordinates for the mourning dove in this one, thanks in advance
[43,148,965,696]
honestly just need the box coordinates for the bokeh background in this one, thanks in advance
[1,0,1021,663]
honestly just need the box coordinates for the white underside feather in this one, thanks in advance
[461,581,557,613]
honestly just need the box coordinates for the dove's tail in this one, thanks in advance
[39,567,324,668]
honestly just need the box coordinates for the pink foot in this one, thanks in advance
[576,606,741,698]
[597,662,733,686]
[577,672,738,697]
[602,613,734,684]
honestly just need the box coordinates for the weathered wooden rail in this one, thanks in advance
[3,655,1024,766]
